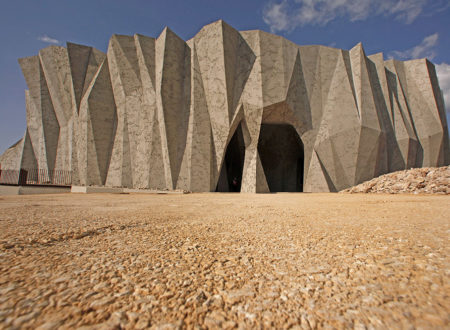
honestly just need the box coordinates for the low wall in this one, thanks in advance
[0,185,70,195]
[71,186,187,194]
[71,186,124,193]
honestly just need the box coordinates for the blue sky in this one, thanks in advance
[0,0,449,154]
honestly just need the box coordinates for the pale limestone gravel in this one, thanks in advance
[342,166,450,194]
[0,193,449,329]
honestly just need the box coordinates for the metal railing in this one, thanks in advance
[0,168,72,187]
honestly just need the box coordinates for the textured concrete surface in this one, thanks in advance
[0,193,449,328]
[1,20,449,192]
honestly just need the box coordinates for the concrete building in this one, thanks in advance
[1,20,449,192]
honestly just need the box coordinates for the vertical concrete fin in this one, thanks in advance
[88,60,117,185]
[402,59,446,166]
[426,60,450,165]
[39,60,60,172]
[24,89,44,168]
[134,34,157,188]
[108,34,143,186]
[39,46,73,126]
[186,41,212,192]
[384,60,418,169]
[67,42,92,113]
[222,21,256,121]
[304,150,330,192]
[83,48,106,99]
[315,50,361,189]
[286,50,312,135]
[39,46,75,171]
[80,59,117,186]
[193,21,230,177]
[156,27,191,188]
[148,110,166,189]
[349,42,366,119]
[20,129,38,170]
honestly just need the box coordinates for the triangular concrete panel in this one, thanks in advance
[155,28,191,188]
[67,42,91,113]
[79,59,117,186]
[285,50,312,135]
[82,48,106,100]
[39,46,73,126]
[108,34,142,186]
[20,129,38,170]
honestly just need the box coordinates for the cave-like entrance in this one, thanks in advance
[258,124,304,192]
[216,123,246,192]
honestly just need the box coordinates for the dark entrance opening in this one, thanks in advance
[258,124,304,192]
[216,123,246,192]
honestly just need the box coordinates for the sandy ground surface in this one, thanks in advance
[0,192,449,329]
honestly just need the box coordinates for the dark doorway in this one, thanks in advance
[216,123,246,192]
[258,124,304,192]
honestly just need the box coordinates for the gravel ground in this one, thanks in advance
[342,166,450,194]
[0,192,449,329]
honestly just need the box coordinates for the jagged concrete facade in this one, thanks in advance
[1,20,449,192]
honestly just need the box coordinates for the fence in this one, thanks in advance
[0,168,72,186]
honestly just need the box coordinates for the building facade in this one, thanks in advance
[1,20,449,192]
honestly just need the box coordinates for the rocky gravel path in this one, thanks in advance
[0,193,449,329]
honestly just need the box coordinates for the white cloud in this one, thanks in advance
[263,1,293,32]
[38,34,60,44]
[263,0,447,33]
[436,63,450,114]
[389,33,438,60]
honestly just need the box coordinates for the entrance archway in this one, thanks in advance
[258,124,304,192]
[216,123,246,192]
